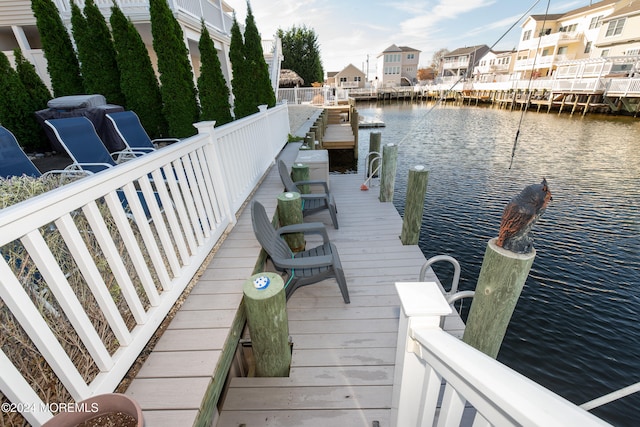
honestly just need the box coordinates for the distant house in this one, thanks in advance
[514,0,621,79]
[473,50,516,82]
[440,45,491,81]
[594,0,640,58]
[326,64,366,88]
[375,44,421,87]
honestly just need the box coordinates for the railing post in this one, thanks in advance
[391,282,452,427]
[194,120,236,223]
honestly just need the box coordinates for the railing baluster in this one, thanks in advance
[103,190,161,306]
[81,201,147,326]
[0,257,90,400]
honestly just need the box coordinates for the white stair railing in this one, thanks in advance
[392,282,613,427]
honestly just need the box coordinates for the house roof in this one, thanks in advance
[529,13,564,21]
[604,0,640,21]
[378,44,421,57]
[279,69,304,87]
[561,0,619,18]
[445,45,490,57]
[334,64,365,77]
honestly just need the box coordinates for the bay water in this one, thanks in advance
[356,102,640,426]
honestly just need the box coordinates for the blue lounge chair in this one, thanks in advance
[106,111,179,161]
[44,117,122,174]
[0,126,86,180]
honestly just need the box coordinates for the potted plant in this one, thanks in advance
[42,393,143,427]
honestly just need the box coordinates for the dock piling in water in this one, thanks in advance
[400,165,429,245]
[379,143,398,203]
[462,238,535,358]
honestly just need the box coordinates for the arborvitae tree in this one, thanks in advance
[277,25,324,86]
[198,21,232,126]
[110,5,167,139]
[31,0,84,97]
[229,15,254,119]
[0,52,43,151]
[243,2,276,108]
[81,0,126,105]
[13,49,51,150]
[149,0,199,137]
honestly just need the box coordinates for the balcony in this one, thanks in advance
[519,30,583,51]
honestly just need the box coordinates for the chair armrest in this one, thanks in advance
[41,169,91,179]
[277,222,330,242]
[151,138,180,145]
[274,254,334,269]
[294,180,329,192]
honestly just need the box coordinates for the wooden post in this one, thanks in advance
[306,131,316,149]
[379,143,398,202]
[277,192,305,252]
[351,108,359,159]
[400,165,429,245]
[243,272,291,377]
[290,163,310,194]
[367,132,382,178]
[462,238,536,358]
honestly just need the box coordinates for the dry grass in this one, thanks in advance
[0,175,164,426]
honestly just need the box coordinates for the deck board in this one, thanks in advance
[217,173,459,427]
[126,142,463,426]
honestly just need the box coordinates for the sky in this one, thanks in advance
[234,0,590,79]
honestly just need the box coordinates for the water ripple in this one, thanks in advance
[358,102,640,426]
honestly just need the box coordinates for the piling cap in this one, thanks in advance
[253,275,270,290]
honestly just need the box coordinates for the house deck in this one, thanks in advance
[125,141,464,426]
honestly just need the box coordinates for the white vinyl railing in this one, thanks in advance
[0,104,289,426]
[392,282,612,427]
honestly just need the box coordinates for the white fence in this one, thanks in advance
[0,104,289,426]
[392,282,612,427]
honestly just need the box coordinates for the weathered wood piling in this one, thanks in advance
[243,272,291,377]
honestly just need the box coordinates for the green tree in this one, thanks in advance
[31,0,84,97]
[0,52,43,151]
[110,4,167,138]
[243,2,276,108]
[277,25,323,87]
[13,49,51,150]
[149,0,199,137]
[229,15,254,119]
[197,21,232,126]
[81,0,126,105]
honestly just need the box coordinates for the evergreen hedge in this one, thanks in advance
[13,49,52,150]
[31,0,84,97]
[149,0,199,138]
[229,15,254,119]
[0,52,44,151]
[243,3,276,108]
[110,4,167,138]
[81,0,126,106]
[198,22,233,126]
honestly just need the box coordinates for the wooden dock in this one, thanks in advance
[124,142,464,426]
[321,106,357,150]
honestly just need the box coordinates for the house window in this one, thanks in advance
[601,49,610,57]
[605,18,625,37]
[354,76,361,82]
[407,53,415,60]
[340,77,347,83]
[557,46,568,55]
[584,41,592,53]
[589,15,603,29]
[542,48,551,56]
[523,30,532,41]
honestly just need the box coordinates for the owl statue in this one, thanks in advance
[496,178,552,254]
